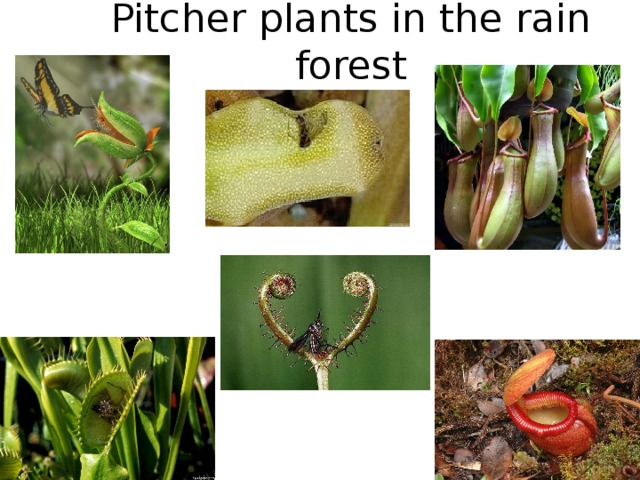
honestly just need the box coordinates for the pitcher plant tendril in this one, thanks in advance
[258,271,379,390]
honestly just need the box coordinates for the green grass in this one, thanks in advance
[16,184,170,253]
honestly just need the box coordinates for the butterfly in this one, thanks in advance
[20,58,92,118]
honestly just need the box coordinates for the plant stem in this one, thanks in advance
[97,154,157,248]
[603,385,640,410]
[3,361,17,427]
[315,364,329,390]
[195,376,215,450]
[162,338,206,480]
[134,153,157,183]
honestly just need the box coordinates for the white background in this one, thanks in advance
[1,0,634,479]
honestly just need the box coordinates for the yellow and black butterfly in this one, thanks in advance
[20,58,92,118]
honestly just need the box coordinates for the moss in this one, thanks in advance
[551,341,638,395]
[513,450,538,475]
[574,434,640,479]
[558,456,579,480]
[434,341,482,425]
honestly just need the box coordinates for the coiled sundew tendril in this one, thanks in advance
[336,272,378,354]
[258,273,297,350]
[205,98,384,225]
[258,271,379,390]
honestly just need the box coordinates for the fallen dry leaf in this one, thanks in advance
[453,448,474,463]
[466,361,489,392]
[484,340,506,358]
[481,436,513,480]
[477,397,505,416]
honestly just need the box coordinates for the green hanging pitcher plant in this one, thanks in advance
[74,93,166,251]
[436,65,620,249]
[0,337,213,480]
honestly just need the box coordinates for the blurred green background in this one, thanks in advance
[16,55,170,198]
[221,255,430,390]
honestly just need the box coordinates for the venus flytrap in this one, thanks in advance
[258,271,379,390]
[74,92,165,251]
[205,98,384,225]
[0,426,21,480]
[0,337,213,480]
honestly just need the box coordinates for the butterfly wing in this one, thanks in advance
[32,58,84,117]
[20,77,40,102]
[35,58,63,116]
[58,94,83,118]
[35,58,60,97]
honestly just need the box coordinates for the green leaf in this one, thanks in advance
[98,92,147,150]
[40,385,76,475]
[0,425,21,453]
[194,369,214,451]
[78,371,133,450]
[577,65,599,106]
[481,65,517,121]
[80,453,129,480]
[161,338,206,480]
[127,182,148,196]
[86,338,131,380]
[153,338,175,476]
[115,221,166,251]
[130,339,153,377]
[588,110,607,151]
[0,338,43,392]
[75,131,141,160]
[187,388,204,449]
[116,408,142,480]
[0,449,22,480]
[462,65,490,123]
[534,65,553,97]
[43,359,91,399]
[3,362,18,427]
[136,408,160,480]
[438,65,460,88]
[435,76,460,147]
